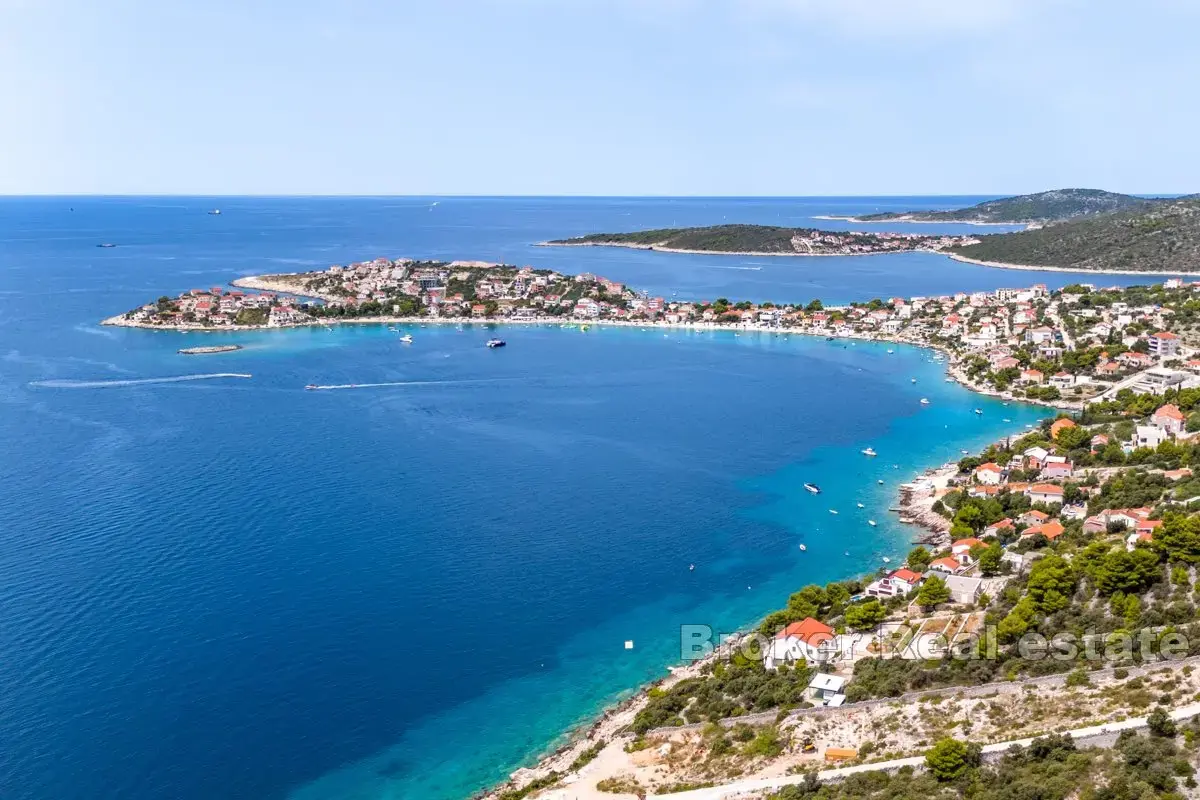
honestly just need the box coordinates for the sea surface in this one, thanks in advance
[0,197,1158,800]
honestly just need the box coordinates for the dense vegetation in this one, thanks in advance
[549,224,938,254]
[770,730,1197,800]
[951,197,1200,272]
[858,189,1156,224]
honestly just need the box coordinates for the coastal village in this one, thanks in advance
[107,261,1200,800]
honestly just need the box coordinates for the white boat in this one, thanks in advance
[829,509,838,515]
[399,334,413,343]
[974,409,983,415]
[886,349,894,354]
[486,338,506,348]
[944,377,954,383]
[881,555,890,563]
[856,502,865,508]
[920,398,930,405]
[1003,418,1011,422]
[799,544,807,552]
[911,378,917,383]
[877,479,884,485]
[862,447,877,457]
[868,520,877,527]
[804,483,821,494]
[208,209,221,215]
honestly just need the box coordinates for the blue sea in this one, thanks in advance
[0,197,1165,800]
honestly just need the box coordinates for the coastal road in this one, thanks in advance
[649,703,1200,800]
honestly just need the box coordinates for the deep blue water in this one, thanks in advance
[0,196,1150,800]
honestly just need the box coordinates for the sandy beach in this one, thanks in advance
[947,253,1192,276]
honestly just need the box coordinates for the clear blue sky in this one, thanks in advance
[3,0,1198,195]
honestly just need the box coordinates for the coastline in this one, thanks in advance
[946,252,1193,276]
[536,240,947,258]
[813,215,1028,228]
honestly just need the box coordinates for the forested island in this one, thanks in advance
[842,189,1158,225]
[543,224,970,256]
[950,196,1200,273]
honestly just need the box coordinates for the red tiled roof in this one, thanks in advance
[777,617,834,643]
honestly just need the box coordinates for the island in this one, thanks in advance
[540,224,974,256]
[827,188,1158,225]
[948,196,1200,273]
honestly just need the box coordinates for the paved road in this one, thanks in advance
[651,703,1200,800]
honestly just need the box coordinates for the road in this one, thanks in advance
[650,703,1200,800]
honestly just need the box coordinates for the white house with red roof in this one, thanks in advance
[1020,520,1065,541]
[951,538,984,565]
[1149,331,1181,358]
[1152,404,1186,437]
[865,568,924,599]
[984,518,1014,538]
[1020,369,1045,385]
[929,556,965,575]
[973,462,1004,485]
[1026,484,1065,505]
[764,617,837,670]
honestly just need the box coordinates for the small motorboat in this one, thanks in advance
[799,544,807,552]
[97,243,117,248]
[960,449,970,455]
[804,483,821,494]
[305,384,318,390]
[856,502,865,508]
[689,563,695,571]
[399,334,413,343]
[486,338,506,348]
[944,377,954,383]
[881,555,890,563]
[877,479,884,485]
[974,409,983,415]
[829,509,838,515]
[868,520,877,527]
[862,447,877,457]
[920,398,930,405]
[208,209,222,215]
[886,349,894,354]
[911,378,917,383]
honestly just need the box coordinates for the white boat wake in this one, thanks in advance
[305,378,509,391]
[31,373,252,388]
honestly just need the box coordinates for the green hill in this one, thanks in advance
[547,224,955,255]
[858,188,1155,224]
[950,197,1200,271]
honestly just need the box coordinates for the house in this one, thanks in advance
[1041,457,1074,480]
[1090,434,1111,451]
[1024,446,1050,470]
[1050,418,1077,439]
[974,462,1005,485]
[1018,509,1049,526]
[1152,404,1186,436]
[1164,468,1193,481]
[1134,425,1167,449]
[1050,372,1075,390]
[1002,550,1042,574]
[1020,520,1065,541]
[808,673,847,705]
[984,518,1014,538]
[929,556,965,575]
[1027,484,1065,505]
[865,569,923,598]
[1149,331,1181,358]
[764,617,837,670]
[1026,326,1055,345]
[1020,369,1045,385]
[1118,351,1153,369]
[1084,507,1151,534]
[951,538,984,564]
[944,574,984,605]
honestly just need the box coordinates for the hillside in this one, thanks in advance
[546,224,965,256]
[950,197,1200,271]
[857,188,1155,224]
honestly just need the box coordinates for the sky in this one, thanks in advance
[2,0,1199,196]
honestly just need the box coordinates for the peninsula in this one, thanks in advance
[541,224,973,256]
[830,188,1158,225]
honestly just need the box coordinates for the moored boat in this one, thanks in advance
[486,338,506,348]
[803,483,821,494]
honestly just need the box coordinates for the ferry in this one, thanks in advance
[486,338,506,348]
[399,334,413,343]
[803,483,821,494]
[862,447,877,457]
[920,398,930,405]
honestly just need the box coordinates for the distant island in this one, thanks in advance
[949,196,1200,273]
[828,188,1158,225]
[542,224,972,256]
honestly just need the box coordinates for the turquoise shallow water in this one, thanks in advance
[0,197,1055,800]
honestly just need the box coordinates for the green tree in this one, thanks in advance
[844,599,887,631]
[1156,513,1200,564]
[925,738,977,781]
[916,576,951,609]
[1026,554,1076,613]
[1147,707,1177,737]
[978,543,1003,576]
[906,546,932,573]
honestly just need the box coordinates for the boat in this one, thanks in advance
[399,334,413,343]
[1003,418,1011,423]
[798,544,807,552]
[960,449,970,455]
[829,509,838,515]
[944,377,954,383]
[486,338,506,348]
[881,556,890,563]
[208,209,221,215]
[974,409,983,415]
[305,384,318,390]
[920,398,930,405]
[97,243,116,248]
[689,563,695,571]
[886,349,894,354]
[803,483,821,494]
[877,479,884,485]
[868,520,878,527]
[911,378,917,383]
[856,502,865,508]
[862,447,877,457]
[388,326,398,331]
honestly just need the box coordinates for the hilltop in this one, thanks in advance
[950,196,1200,272]
[544,224,969,256]
[851,189,1155,225]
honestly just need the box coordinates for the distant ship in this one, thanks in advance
[486,338,506,348]
[920,398,930,405]
[97,243,117,248]
[862,447,877,457]
[305,384,318,390]
[803,483,821,494]
[399,334,413,343]
[208,209,222,215]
